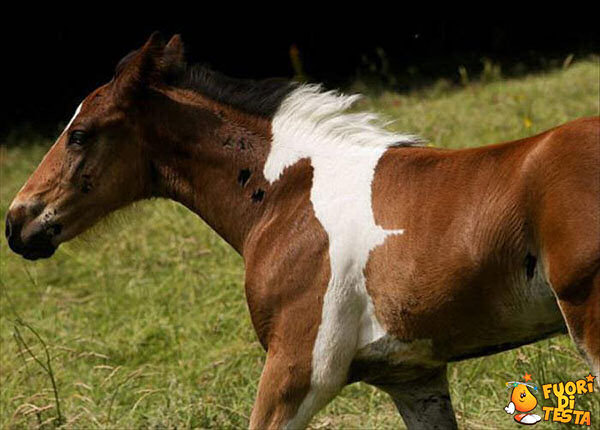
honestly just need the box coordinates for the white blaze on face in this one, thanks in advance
[9,102,84,211]
[264,85,415,427]
[63,103,83,135]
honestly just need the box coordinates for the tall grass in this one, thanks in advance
[1,59,599,429]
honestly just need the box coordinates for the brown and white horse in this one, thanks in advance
[6,33,599,429]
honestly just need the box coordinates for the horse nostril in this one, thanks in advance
[5,216,12,240]
[5,213,25,254]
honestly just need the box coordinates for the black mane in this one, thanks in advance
[115,49,297,118]
[173,65,298,118]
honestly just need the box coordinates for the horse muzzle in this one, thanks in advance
[5,203,59,261]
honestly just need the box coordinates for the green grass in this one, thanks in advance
[1,59,599,429]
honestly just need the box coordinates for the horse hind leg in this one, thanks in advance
[541,211,600,380]
[377,366,458,430]
[537,117,600,381]
[551,266,600,381]
[541,210,600,379]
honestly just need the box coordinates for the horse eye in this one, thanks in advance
[69,130,87,146]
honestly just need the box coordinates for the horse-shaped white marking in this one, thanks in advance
[264,85,415,427]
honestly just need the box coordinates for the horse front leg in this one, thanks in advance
[248,287,361,429]
[249,346,313,429]
[249,328,350,430]
[377,366,458,430]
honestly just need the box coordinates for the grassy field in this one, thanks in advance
[1,59,599,429]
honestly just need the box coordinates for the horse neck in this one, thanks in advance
[145,88,276,254]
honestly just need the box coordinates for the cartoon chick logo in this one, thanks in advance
[505,373,542,425]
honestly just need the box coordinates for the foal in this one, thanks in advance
[6,34,599,429]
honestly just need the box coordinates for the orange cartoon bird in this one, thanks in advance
[504,381,541,425]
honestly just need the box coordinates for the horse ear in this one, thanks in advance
[115,31,166,97]
[163,34,186,78]
[164,35,185,66]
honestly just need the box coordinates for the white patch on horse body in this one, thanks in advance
[264,85,416,427]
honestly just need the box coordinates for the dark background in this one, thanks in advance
[3,13,598,138]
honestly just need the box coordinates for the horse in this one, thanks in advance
[5,33,599,429]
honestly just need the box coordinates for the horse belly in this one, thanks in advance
[445,267,566,361]
[353,262,566,381]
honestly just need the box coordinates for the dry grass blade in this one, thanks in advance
[13,319,64,426]
[105,368,144,425]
